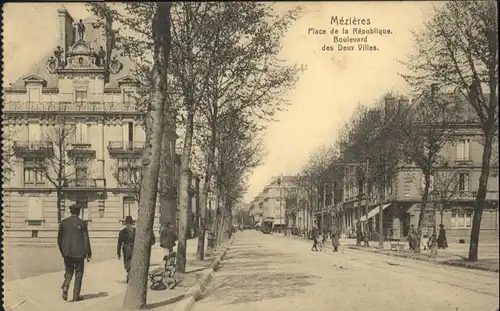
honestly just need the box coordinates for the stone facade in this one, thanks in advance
[338,95,499,243]
[1,8,188,242]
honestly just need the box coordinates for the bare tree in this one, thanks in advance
[112,156,142,202]
[37,122,77,223]
[401,1,498,261]
[397,86,460,252]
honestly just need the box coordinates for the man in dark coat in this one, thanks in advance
[160,222,177,256]
[117,216,156,283]
[331,226,341,252]
[311,225,319,252]
[57,204,92,302]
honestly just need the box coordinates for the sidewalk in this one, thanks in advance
[347,242,499,273]
[4,237,225,311]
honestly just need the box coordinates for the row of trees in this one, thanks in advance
[298,1,497,261]
[87,2,303,309]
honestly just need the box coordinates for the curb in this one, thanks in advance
[172,237,235,311]
[348,246,499,273]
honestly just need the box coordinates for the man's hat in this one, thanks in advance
[439,224,444,228]
[69,204,82,211]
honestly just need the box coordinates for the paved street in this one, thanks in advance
[193,231,499,311]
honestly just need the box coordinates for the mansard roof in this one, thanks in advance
[4,14,135,93]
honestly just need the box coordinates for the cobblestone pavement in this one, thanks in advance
[192,231,499,311]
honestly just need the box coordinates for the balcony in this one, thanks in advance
[108,141,145,157]
[3,93,141,114]
[68,142,96,158]
[13,141,53,157]
[63,178,101,190]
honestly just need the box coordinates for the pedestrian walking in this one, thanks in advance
[437,224,448,249]
[356,223,363,246]
[311,225,319,252]
[408,224,417,251]
[57,204,92,302]
[160,222,178,256]
[331,225,341,252]
[117,216,156,283]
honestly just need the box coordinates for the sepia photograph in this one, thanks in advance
[1,2,498,311]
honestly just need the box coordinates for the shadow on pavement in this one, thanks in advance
[199,272,318,305]
[81,291,109,300]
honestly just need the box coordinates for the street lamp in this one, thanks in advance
[277,176,282,235]
[430,189,439,258]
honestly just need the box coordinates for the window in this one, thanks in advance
[27,196,43,220]
[128,122,134,144]
[28,122,41,141]
[451,210,472,228]
[75,158,88,187]
[76,197,90,221]
[123,196,138,220]
[458,172,469,196]
[28,88,41,103]
[75,90,88,104]
[123,91,134,105]
[456,139,470,161]
[75,122,89,144]
[23,158,45,185]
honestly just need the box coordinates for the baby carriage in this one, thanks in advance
[316,234,324,251]
[149,252,178,290]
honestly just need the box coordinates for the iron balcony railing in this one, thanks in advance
[64,178,98,188]
[13,141,53,153]
[108,141,146,153]
[4,93,141,113]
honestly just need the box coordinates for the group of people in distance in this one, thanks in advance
[57,204,178,302]
[407,223,448,251]
[310,224,341,252]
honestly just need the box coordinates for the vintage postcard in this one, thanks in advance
[1,2,498,311]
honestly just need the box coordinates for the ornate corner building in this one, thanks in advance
[2,8,194,241]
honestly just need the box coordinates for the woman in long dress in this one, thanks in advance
[437,224,448,249]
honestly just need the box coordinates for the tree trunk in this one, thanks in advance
[415,173,431,253]
[468,132,494,261]
[159,115,176,228]
[197,174,211,260]
[122,3,171,309]
[176,110,195,273]
[56,190,63,223]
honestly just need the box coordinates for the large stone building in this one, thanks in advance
[337,94,499,243]
[1,8,197,241]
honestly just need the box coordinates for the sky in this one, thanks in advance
[2,2,437,203]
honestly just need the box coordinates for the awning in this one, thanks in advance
[366,203,392,220]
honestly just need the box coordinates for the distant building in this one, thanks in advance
[338,94,499,243]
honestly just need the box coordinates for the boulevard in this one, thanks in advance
[193,231,499,311]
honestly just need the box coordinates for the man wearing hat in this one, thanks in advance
[57,204,92,302]
[117,216,156,283]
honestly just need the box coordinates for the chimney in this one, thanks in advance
[384,95,396,118]
[430,83,439,98]
[57,6,74,52]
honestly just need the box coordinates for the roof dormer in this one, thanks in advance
[22,75,47,87]
[118,76,140,88]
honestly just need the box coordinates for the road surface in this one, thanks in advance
[193,231,499,311]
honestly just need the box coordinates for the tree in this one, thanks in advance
[214,113,263,245]
[401,1,498,261]
[1,124,17,182]
[38,122,77,223]
[112,156,142,202]
[397,86,460,252]
[191,2,302,259]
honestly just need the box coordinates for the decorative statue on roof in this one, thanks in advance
[97,46,106,67]
[76,19,85,41]
[54,46,64,68]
